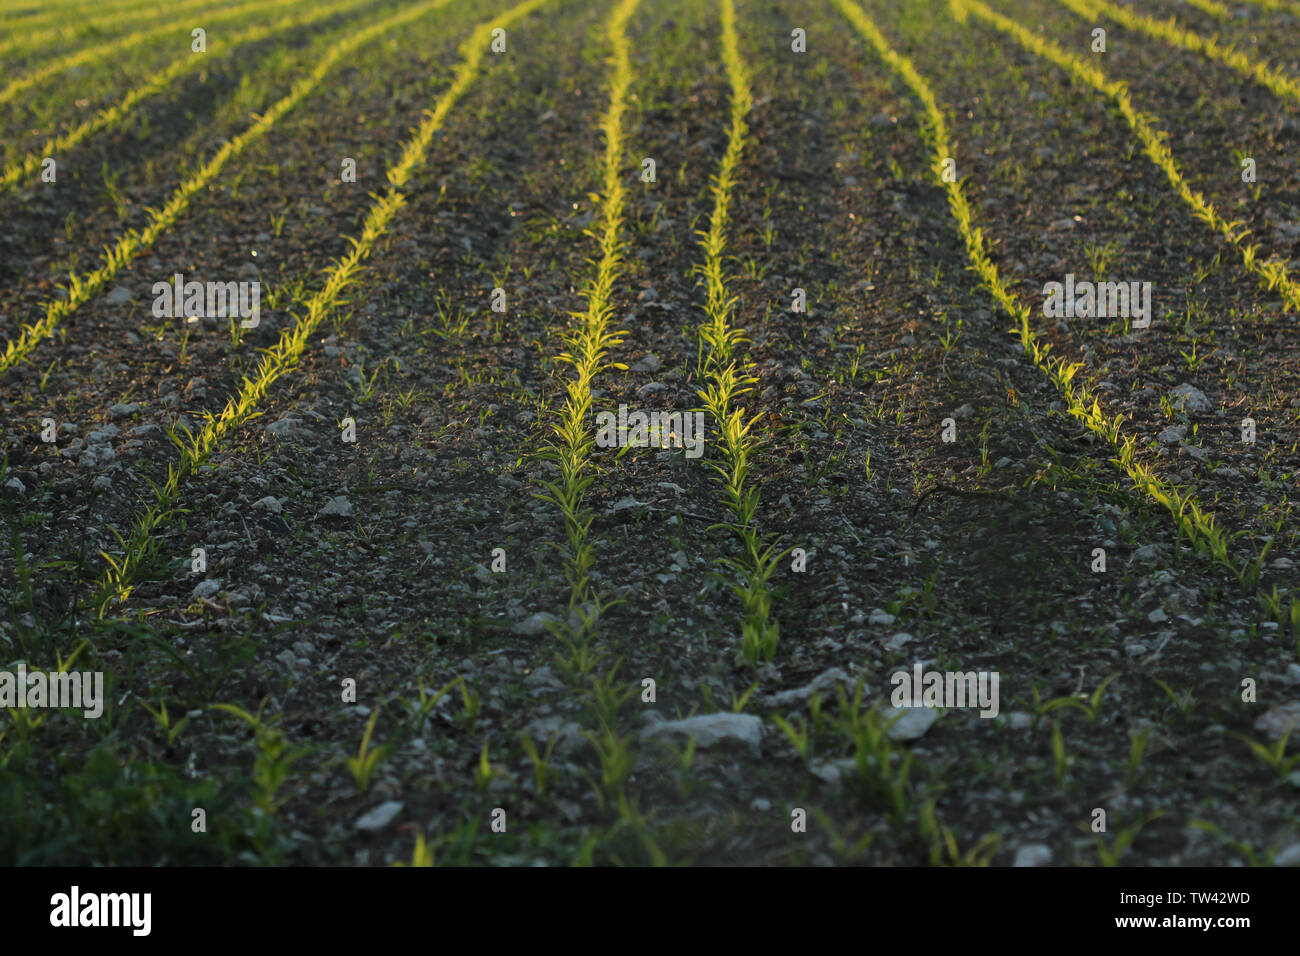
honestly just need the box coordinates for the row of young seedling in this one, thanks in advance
[73,0,551,618]
[775,667,1296,865]
[957,0,1300,577]
[4,0,573,837]
[1057,0,1300,112]
[0,0,384,195]
[963,0,1300,556]
[531,0,669,863]
[1,0,467,376]
[0,0,216,61]
[957,0,1300,315]
[692,0,786,667]
[831,0,1284,601]
[0,0,314,106]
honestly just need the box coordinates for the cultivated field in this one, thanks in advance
[1,0,1299,866]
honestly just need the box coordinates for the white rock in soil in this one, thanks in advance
[265,416,305,438]
[1275,843,1300,867]
[1254,702,1300,741]
[104,286,135,306]
[252,495,282,513]
[884,705,940,742]
[522,715,585,756]
[79,445,115,469]
[86,424,120,444]
[763,667,852,709]
[999,712,1032,730]
[1158,425,1186,444]
[92,475,112,491]
[192,579,221,600]
[1169,383,1212,414]
[318,496,353,517]
[608,496,647,512]
[569,603,606,637]
[808,759,848,787]
[522,665,565,690]
[643,712,763,753]
[512,611,561,637]
[886,632,915,651]
[869,608,896,626]
[4,477,25,496]
[1131,543,1163,564]
[355,801,404,832]
[1013,844,1053,867]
